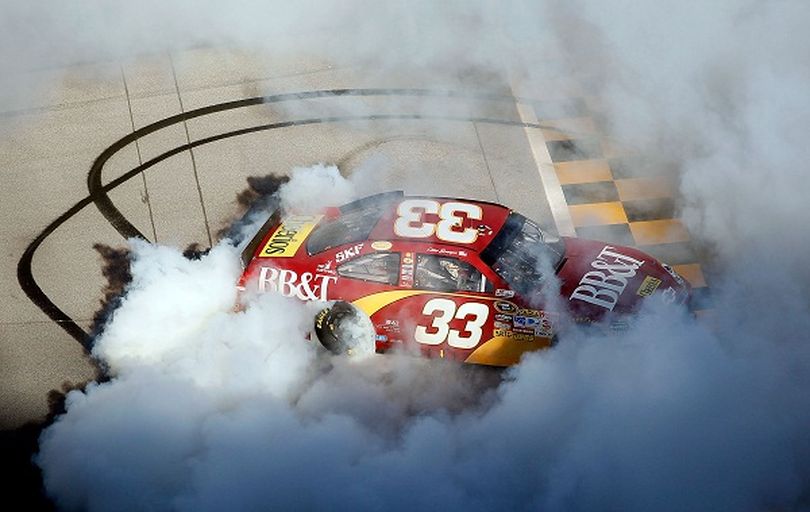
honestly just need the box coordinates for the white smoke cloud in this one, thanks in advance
[16,0,810,510]
[279,163,356,214]
[37,272,810,512]
[36,169,810,512]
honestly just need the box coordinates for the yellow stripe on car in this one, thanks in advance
[352,290,503,317]
[464,336,553,367]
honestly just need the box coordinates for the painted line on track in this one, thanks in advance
[513,99,576,237]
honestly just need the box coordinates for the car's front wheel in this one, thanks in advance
[313,301,375,356]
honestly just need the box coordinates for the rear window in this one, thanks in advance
[307,207,382,255]
[306,193,400,255]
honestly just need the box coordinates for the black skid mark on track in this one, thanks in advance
[18,88,550,352]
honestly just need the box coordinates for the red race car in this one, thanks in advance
[237,191,691,367]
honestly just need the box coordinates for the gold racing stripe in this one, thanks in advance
[464,336,553,367]
[352,290,427,316]
[352,290,501,317]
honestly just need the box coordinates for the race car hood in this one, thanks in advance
[557,237,690,317]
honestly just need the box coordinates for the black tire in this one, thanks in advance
[314,301,374,356]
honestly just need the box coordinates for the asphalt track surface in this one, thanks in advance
[16,87,556,354]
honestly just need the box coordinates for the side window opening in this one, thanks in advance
[414,254,488,293]
[337,252,400,285]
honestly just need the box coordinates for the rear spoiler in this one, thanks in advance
[240,209,282,268]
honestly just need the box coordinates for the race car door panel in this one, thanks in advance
[366,252,497,361]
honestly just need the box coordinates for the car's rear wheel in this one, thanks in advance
[314,301,375,356]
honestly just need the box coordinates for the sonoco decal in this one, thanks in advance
[259,215,322,258]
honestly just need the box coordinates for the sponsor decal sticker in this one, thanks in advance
[400,252,415,286]
[494,314,512,323]
[494,300,517,314]
[315,308,329,329]
[476,224,493,236]
[371,241,393,251]
[514,312,554,337]
[493,328,534,342]
[258,267,336,301]
[661,263,685,286]
[610,319,630,331]
[315,260,336,275]
[495,288,515,298]
[513,315,538,328]
[636,275,662,297]
[335,243,364,263]
[426,247,469,257]
[259,215,322,258]
[661,286,678,304]
[569,246,645,311]
[379,319,401,334]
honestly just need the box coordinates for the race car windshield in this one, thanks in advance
[307,205,385,255]
[480,213,564,295]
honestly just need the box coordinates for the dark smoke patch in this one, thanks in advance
[89,244,132,340]
[217,174,289,243]
[182,243,211,261]
[239,174,291,209]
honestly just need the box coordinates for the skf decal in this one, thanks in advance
[636,275,662,297]
[258,267,336,301]
[335,243,364,263]
[569,246,645,311]
[259,215,322,258]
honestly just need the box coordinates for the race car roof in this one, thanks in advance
[356,191,513,253]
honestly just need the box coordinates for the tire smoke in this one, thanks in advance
[10,1,810,510]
